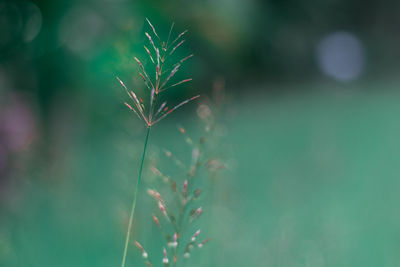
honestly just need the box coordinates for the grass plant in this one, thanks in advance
[133,84,228,266]
[117,18,199,267]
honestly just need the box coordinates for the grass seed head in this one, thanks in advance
[162,248,169,264]
[183,180,188,196]
[135,241,148,259]
[158,201,167,217]
[191,229,200,242]
[168,233,178,248]
[147,189,162,202]
[118,19,199,128]
[198,238,210,248]
[152,214,160,227]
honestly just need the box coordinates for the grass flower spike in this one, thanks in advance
[118,18,199,267]
[117,21,199,129]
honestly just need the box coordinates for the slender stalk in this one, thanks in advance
[121,126,151,267]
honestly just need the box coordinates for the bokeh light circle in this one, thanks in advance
[58,7,104,55]
[316,31,365,82]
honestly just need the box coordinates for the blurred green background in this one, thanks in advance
[1,0,400,266]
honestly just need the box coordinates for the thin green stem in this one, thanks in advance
[121,126,152,267]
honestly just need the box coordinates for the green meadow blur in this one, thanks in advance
[1,0,400,266]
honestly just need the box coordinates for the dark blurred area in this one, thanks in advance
[3,1,400,77]
[1,0,399,145]
[2,0,400,266]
